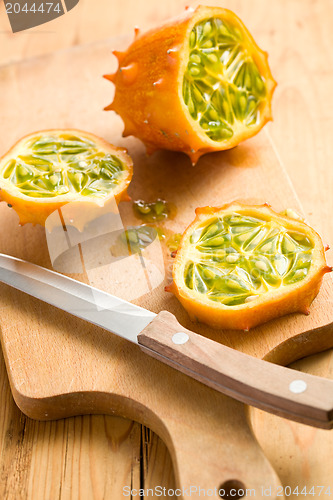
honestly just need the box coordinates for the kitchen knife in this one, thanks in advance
[0,252,332,429]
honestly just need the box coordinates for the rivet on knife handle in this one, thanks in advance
[138,311,333,429]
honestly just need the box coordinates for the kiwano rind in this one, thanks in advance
[167,202,331,330]
[105,5,276,164]
[0,130,133,226]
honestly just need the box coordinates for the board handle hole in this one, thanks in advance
[219,480,246,499]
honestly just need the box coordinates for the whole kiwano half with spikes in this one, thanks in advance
[105,5,276,164]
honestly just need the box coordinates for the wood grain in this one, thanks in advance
[0,0,332,498]
[0,344,143,500]
[0,0,189,66]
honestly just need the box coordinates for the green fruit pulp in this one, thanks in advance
[1,133,125,198]
[183,213,314,306]
[133,199,169,222]
[121,225,158,254]
[183,17,268,142]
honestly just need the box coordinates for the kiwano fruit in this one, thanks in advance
[167,202,331,330]
[0,130,133,226]
[105,5,277,164]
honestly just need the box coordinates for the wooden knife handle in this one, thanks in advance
[138,311,333,429]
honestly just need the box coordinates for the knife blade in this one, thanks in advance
[0,252,332,429]
[0,253,155,343]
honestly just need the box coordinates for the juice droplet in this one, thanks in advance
[111,225,159,256]
[156,227,166,240]
[166,232,182,252]
[133,199,176,223]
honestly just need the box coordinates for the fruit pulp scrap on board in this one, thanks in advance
[105,5,276,164]
[0,130,133,226]
[167,202,331,331]
[133,199,170,223]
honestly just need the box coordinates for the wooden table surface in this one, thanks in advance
[0,0,332,498]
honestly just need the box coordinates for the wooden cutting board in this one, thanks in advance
[0,37,332,499]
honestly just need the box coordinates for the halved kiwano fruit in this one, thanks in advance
[105,5,276,164]
[0,130,133,226]
[167,202,331,330]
